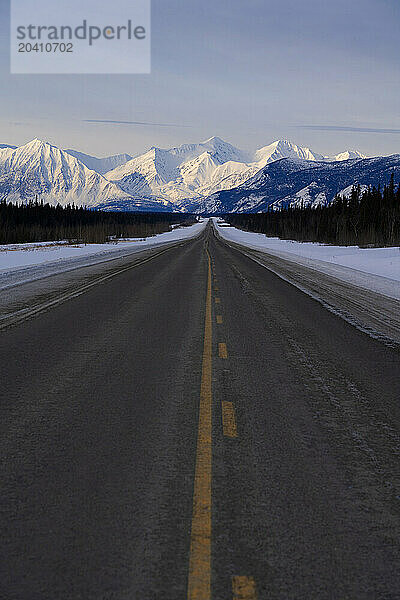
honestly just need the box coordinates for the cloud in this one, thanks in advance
[83,119,191,128]
[298,125,400,134]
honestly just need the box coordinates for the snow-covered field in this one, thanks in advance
[0,220,206,285]
[3,216,399,302]
[214,219,400,300]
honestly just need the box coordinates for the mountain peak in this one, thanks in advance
[272,139,296,146]
[254,140,324,165]
[26,138,49,147]
[22,139,60,154]
[333,150,366,161]
[202,136,226,145]
[272,139,314,152]
[0,138,130,207]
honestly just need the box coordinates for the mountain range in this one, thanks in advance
[201,154,400,213]
[0,136,398,213]
[104,137,366,204]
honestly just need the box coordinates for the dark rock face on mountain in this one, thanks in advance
[199,154,400,213]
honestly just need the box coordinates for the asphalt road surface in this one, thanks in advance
[1,223,399,599]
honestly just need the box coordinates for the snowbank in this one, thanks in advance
[214,219,400,300]
[0,220,206,275]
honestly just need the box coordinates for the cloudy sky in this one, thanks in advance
[0,0,399,158]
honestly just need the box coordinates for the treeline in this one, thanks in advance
[224,176,400,247]
[0,200,196,244]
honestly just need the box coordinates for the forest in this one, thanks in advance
[0,201,195,244]
[224,176,400,247]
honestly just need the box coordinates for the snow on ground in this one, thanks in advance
[214,218,400,300]
[0,220,206,286]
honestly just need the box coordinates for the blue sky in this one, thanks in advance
[0,0,399,157]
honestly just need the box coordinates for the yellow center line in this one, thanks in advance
[187,248,213,600]
[232,576,257,599]
[216,315,223,324]
[222,401,237,438]
[218,343,228,359]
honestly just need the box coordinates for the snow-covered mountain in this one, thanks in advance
[105,136,250,203]
[64,149,132,175]
[0,145,17,163]
[254,140,325,165]
[105,138,366,206]
[0,139,134,207]
[254,141,365,165]
[332,150,366,161]
[198,154,400,214]
[0,137,371,213]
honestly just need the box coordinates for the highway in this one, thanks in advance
[1,222,399,599]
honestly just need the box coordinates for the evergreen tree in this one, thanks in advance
[224,177,400,247]
[0,201,196,244]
